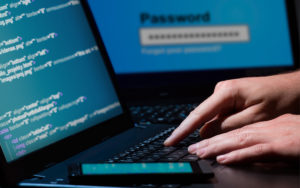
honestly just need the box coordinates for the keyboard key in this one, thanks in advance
[159,157,179,162]
[160,147,177,154]
[120,159,134,163]
[130,103,198,125]
[159,184,181,188]
[107,127,201,164]
[140,184,157,188]
[180,155,199,162]
[168,150,189,158]
[151,153,165,158]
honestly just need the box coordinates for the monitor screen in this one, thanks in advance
[0,0,122,162]
[87,0,294,74]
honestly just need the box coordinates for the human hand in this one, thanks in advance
[164,72,300,146]
[187,114,300,164]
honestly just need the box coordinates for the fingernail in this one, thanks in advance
[188,144,197,154]
[197,148,206,158]
[164,129,177,145]
[217,155,228,164]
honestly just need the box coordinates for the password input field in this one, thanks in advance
[140,25,250,46]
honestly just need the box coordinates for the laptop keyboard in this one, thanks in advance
[106,127,200,163]
[129,103,198,125]
[24,128,202,186]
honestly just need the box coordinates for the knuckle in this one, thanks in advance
[237,132,251,146]
[215,80,236,92]
[205,145,216,156]
[279,113,294,120]
[240,125,251,131]
[231,128,243,137]
[215,81,225,91]
[202,139,210,147]
[284,139,298,149]
[254,144,268,155]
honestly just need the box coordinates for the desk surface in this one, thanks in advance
[210,161,300,188]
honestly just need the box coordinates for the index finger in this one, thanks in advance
[164,88,235,146]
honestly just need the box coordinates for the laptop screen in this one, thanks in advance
[87,0,294,74]
[0,0,123,163]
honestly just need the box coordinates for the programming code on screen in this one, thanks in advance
[0,0,122,162]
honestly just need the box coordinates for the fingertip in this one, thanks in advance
[164,133,183,147]
[163,133,178,146]
[163,137,172,146]
[216,155,226,163]
[217,155,231,164]
[188,144,197,154]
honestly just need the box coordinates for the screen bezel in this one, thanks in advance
[113,0,299,101]
[0,1,134,185]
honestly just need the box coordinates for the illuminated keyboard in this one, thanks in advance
[129,103,198,125]
[107,127,200,163]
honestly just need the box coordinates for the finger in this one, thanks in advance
[198,116,226,138]
[216,143,273,165]
[200,104,265,138]
[189,127,264,158]
[164,89,236,146]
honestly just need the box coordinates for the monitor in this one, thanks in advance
[86,0,299,99]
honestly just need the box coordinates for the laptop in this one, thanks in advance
[87,0,299,114]
[0,0,213,187]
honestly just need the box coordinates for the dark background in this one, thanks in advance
[296,0,300,45]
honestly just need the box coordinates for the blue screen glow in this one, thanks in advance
[0,0,122,162]
[87,0,293,74]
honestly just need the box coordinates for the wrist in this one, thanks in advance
[274,70,300,114]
